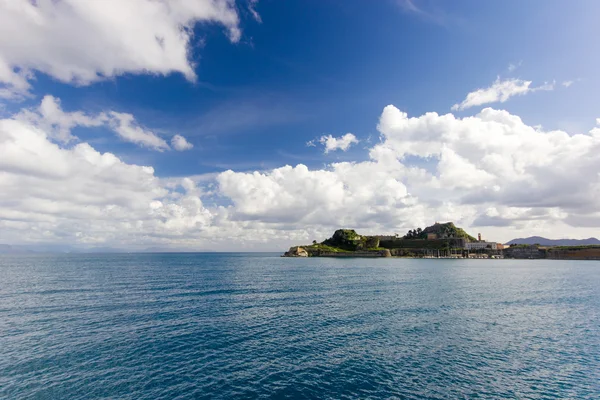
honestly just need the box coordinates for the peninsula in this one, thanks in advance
[283,222,489,258]
[283,222,600,260]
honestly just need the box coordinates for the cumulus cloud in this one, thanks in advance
[452,77,554,111]
[218,162,414,227]
[3,101,600,249]
[590,119,600,137]
[109,112,170,151]
[0,114,233,248]
[318,133,359,153]
[17,95,106,142]
[0,0,241,98]
[171,134,194,151]
[375,104,600,214]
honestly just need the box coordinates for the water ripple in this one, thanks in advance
[1,254,599,399]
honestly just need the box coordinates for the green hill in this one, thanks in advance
[403,222,476,241]
[291,222,477,256]
[321,229,380,251]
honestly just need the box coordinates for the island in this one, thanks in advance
[283,222,488,258]
[283,222,600,260]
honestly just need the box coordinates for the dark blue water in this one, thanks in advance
[1,254,599,399]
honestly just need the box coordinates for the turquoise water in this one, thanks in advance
[1,253,599,399]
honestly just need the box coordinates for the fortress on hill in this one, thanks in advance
[283,222,502,258]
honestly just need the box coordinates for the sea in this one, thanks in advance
[1,253,599,399]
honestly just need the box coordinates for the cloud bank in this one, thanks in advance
[3,100,600,249]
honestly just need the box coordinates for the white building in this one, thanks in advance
[466,241,498,250]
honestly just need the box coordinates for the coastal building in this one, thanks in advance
[427,233,437,240]
[466,241,498,251]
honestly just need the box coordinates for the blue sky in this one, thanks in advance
[10,0,598,176]
[1,0,600,250]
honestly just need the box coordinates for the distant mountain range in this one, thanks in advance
[506,236,600,246]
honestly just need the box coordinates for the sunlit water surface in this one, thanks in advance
[1,253,599,399]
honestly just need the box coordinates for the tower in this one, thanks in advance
[478,233,482,242]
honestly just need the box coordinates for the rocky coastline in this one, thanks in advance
[283,246,391,258]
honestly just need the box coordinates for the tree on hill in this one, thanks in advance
[403,228,424,239]
[322,229,367,250]
[421,222,476,241]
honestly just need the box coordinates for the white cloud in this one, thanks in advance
[395,0,454,26]
[397,0,421,13]
[17,95,107,142]
[318,133,359,153]
[590,119,600,138]
[0,114,225,248]
[375,105,600,214]
[248,0,262,23]
[17,95,172,151]
[452,77,554,111]
[218,162,415,229]
[0,0,241,98]
[507,61,522,72]
[108,112,170,151]
[171,134,194,151]
[562,80,574,88]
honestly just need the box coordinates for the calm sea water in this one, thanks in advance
[1,253,599,399]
